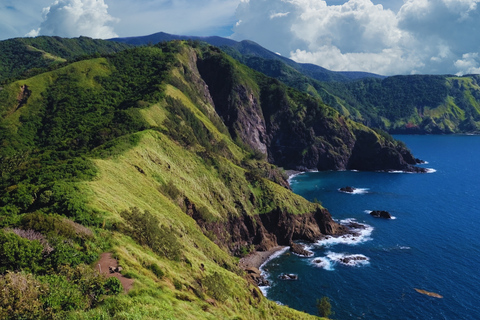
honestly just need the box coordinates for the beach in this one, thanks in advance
[239,246,287,270]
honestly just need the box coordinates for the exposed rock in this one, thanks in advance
[340,255,368,265]
[278,273,298,281]
[245,267,270,286]
[340,186,355,193]
[370,210,392,219]
[186,195,348,255]
[289,243,313,257]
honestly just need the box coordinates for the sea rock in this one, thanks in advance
[290,243,313,257]
[245,267,270,286]
[278,273,298,281]
[370,210,392,219]
[340,255,368,265]
[340,186,356,193]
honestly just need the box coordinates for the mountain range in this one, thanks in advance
[112,32,480,134]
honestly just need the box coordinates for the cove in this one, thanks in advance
[261,135,480,320]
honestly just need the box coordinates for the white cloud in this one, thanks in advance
[454,52,480,75]
[270,12,290,19]
[232,0,480,75]
[26,0,118,39]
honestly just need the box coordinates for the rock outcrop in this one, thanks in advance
[340,186,356,193]
[370,210,392,219]
[186,197,348,255]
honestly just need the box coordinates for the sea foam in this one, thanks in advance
[338,187,369,194]
[315,218,373,247]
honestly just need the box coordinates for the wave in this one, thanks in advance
[338,187,369,194]
[327,252,370,267]
[259,247,290,296]
[315,218,373,247]
[287,169,318,185]
[311,257,334,271]
[311,252,370,270]
[388,168,436,174]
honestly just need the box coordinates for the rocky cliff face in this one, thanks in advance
[196,49,423,173]
[185,197,347,255]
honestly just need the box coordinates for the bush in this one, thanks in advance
[0,230,44,274]
[147,263,164,279]
[203,272,230,302]
[40,274,88,313]
[104,277,123,295]
[120,207,182,261]
[0,272,48,320]
[316,296,333,318]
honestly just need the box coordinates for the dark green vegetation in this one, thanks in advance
[0,36,425,319]
[0,36,131,83]
[111,32,480,134]
[316,297,333,318]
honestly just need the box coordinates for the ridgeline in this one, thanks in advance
[0,38,423,319]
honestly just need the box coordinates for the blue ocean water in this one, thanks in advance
[262,135,480,319]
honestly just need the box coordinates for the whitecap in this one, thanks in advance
[258,247,290,296]
[426,168,436,173]
[260,247,290,270]
[311,256,334,271]
[338,187,369,194]
[326,251,370,267]
[315,219,373,247]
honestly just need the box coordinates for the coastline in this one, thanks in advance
[239,246,287,270]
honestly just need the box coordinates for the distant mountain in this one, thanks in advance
[111,32,480,134]
[110,32,384,82]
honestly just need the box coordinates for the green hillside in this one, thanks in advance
[0,39,424,319]
[0,36,132,83]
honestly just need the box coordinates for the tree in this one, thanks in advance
[316,296,333,318]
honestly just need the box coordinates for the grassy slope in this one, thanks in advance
[0,36,131,83]
[0,43,322,319]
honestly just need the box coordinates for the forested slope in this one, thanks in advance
[0,40,424,319]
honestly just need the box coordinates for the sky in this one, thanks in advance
[1,0,479,76]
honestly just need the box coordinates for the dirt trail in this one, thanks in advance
[96,252,134,293]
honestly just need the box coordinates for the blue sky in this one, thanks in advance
[1,0,479,76]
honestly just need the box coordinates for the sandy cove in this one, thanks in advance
[239,246,287,270]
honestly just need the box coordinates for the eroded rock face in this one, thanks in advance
[196,50,424,173]
[185,197,347,255]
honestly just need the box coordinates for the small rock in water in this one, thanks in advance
[370,210,392,219]
[278,273,298,281]
[340,186,356,193]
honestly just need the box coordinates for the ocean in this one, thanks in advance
[261,135,480,319]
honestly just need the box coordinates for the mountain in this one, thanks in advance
[110,32,384,82]
[0,39,423,319]
[0,36,132,83]
[110,32,480,134]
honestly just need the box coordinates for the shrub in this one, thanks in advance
[0,271,48,320]
[316,296,333,318]
[173,279,183,290]
[147,263,164,279]
[120,207,182,261]
[39,274,88,313]
[203,272,230,302]
[104,277,123,295]
[0,230,44,274]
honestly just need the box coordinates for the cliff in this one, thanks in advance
[0,40,423,319]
